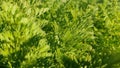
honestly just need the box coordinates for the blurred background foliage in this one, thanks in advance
[0,0,120,68]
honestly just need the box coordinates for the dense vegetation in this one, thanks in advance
[0,0,120,68]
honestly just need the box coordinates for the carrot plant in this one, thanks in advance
[0,0,120,68]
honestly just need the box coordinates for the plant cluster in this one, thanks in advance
[0,0,120,68]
